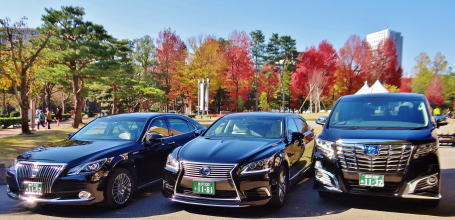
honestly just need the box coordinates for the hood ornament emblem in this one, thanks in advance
[200,167,211,176]
[31,165,40,178]
[364,145,380,156]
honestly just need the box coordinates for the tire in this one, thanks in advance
[268,166,288,208]
[104,168,135,209]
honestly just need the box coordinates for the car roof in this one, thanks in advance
[224,112,298,118]
[341,93,425,101]
[100,112,180,120]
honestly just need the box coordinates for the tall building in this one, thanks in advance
[366,29,403,67]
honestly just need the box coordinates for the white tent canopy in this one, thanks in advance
[355,80,389,94]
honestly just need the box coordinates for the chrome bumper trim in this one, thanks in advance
[171,194,248,207]
[7,191,95,204]
[401,194,442,200]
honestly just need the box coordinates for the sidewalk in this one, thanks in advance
[0,119,73,138]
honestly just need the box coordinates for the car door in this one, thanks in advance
[167,117,197,147]
[284,117,304,177]
[138,117,173,183]
[293,117,314,170]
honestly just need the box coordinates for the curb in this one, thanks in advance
[0,163,6,185]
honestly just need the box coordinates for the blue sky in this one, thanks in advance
[1,0,454,75]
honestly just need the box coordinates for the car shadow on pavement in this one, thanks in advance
[1,168,454,218]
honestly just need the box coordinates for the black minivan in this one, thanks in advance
[314,93,443,206]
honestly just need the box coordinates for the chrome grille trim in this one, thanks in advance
[182,161,236,179]
[15,161,66,194]
[336,143,413,173]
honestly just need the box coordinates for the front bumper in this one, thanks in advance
[6,168,107,205]
[162,165,278,207]
[314,151,441,200]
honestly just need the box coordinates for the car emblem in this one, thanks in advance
[31,165,40,178]
[200,167,211,176]
[364,145,380,156]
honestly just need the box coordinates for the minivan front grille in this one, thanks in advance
[16,162,66,194]
[182,161,236,179]
[336,144,412,173]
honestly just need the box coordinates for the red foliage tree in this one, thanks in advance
[400,77,412,93]
[291,40,337,112]
[224,31,254,111]
[155,28,187,109]
[334,35,370,96]
[366,38,402,87]
[426,75,445,107]
[258,64,280,98]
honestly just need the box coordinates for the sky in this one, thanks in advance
[1,0,454,75]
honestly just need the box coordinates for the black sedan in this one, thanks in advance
[162,112,315,208]
[6,113,205,208]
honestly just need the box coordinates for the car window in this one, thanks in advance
[147,118,170,137]
[204,117,283,139]
[293,118,308,133]
[169,118,194,135]
[72,118,146,141]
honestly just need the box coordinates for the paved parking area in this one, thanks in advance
[0,148,454,220]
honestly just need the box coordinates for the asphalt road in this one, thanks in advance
[0,147,454,220]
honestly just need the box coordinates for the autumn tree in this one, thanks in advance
[334,35,370,96]
[426,75,444,107]
[250,30,266,110]
[224,31,254,111]
[257,64,279,110]
[291,41,337,113]
[411,52,433,94]
[400,77,412,93]
[0,18,51,133]
[366,38,402,87]
[155,28,187,111]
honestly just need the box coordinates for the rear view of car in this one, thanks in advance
[314,93,441,206]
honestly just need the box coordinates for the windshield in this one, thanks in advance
[204,117,283,139]
[329,99,429,129]
[72,118,146,141]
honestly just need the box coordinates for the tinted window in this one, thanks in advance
[329,99,429,129]
[169,118,194,135]
[148,118,169,137]
[204,117,283,139]
[73,118,146,141]
[287,118,299,140]
[294,118,308,133]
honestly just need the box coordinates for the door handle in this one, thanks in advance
[169,141,176,145]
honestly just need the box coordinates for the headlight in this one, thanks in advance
[11,159,18,171]
[241,154,278,174]
[316,138,335,159]
[413,143,438,159]
[165,154,179,172]
[67,158,107,176]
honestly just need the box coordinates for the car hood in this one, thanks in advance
[319,127,435,144]
[178,137,281,164]
[17,139,133,165]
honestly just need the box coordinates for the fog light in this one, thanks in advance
[78,191,92,199]
[426,176,438,186]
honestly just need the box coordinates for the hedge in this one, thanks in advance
[0,117,21,128]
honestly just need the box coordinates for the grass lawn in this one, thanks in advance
[0,125,77,166]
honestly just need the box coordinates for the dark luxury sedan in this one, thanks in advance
[314,93,443,206]
[162,112,315,208]
[6,113,205,208]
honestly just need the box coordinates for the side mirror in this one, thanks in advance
[316,116,328,126]
[291,132,304,143]
[145,133,164,145]
[194,129,204,137]
[435,116,448,128]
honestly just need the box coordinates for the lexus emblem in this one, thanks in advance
[200,167,211,176]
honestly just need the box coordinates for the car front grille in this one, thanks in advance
[182,161,236,179]
[16,162,66,194]
[336,144,412,173]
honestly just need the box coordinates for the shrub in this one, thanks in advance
[9,111,20,117]
[0,117,21,128]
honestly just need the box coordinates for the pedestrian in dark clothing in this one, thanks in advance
[56,106,62,126]
[37,110,45,130]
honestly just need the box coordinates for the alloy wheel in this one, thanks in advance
[112,173,132,205]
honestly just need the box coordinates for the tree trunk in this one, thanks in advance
[72,74,84,128]
[19,83,31,134]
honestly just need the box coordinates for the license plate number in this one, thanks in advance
[359,174,384,187]
[192,181,215,195]
[23,181,43,195]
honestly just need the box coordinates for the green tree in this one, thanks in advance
[250,30,266,110]
[0,18,51,134]
[258,92,270,111]
[411,52,433,94]
[41,6,116,128]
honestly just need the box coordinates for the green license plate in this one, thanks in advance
[23,181,43,195]
[192,181,215,195]
[359,174,384,187]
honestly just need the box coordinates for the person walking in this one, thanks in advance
[37,110,45,130]
[55,106,62,126]
[45,108,53,129]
